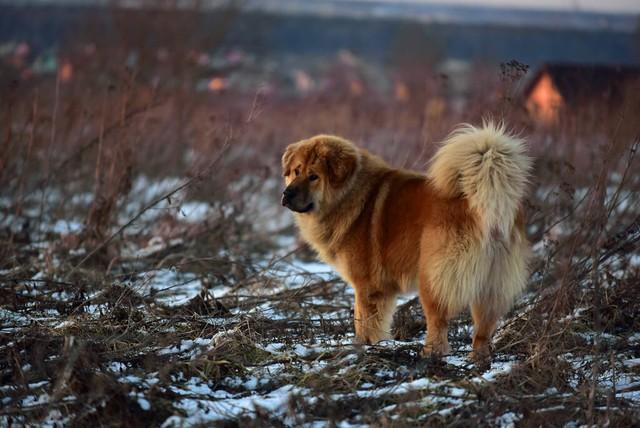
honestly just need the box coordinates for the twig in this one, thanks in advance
[69,136,231,273]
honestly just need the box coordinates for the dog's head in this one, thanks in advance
[281,135,359,214]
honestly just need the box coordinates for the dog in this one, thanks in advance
[281,122,532,362]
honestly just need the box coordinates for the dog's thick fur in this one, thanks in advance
[281,122,532,361]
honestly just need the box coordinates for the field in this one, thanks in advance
[1,5,640,427]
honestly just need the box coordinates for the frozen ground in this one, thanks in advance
[1,175,639,426]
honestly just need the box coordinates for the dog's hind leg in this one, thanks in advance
[419,283,450,357]
[353,288,396,344]
[470,233,529,363]
[469,301,499,365]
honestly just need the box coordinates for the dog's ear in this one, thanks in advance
[317,139,358,186]
[281,143,298,177]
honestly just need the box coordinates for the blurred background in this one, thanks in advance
[2,0,639,167]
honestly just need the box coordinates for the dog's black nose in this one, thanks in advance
[282,187,298,206]
[283,187,297,199]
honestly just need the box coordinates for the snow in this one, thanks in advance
[352,378,436,398]
[137,268,203,306]
[51,219,83,234]
[158,338,211,357]
[474,360,516,382]
[616,388,640,403]
[494,412,522,428]
[108,362,128,373]
[121,175,230,230]
[629,333,640,343]
[163,385,304,426]
[53,320,75,329]
[176,201,212,223]
[0,308,31,332]
[4,174,638,426]
[622,358,640,368]
[259,342,334,358]
[137,397,151,411]
[21,393,50,408]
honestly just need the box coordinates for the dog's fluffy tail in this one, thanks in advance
[427,121,532,239]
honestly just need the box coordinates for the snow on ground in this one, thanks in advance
[116,245,528,426]
[136,268,204,306]
[2,174,639,426]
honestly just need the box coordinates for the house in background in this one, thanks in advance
[523,64,640,125]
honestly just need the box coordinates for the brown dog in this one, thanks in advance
[281,123,532,361]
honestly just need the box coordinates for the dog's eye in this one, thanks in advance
[294,168,300,177]
[309,174,319,181]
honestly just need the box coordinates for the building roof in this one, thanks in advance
[523,63,640,105]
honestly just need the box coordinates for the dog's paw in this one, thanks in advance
[420,341,450,358]
[469,347,491,369]
[353,335,372,346]
[354,330,390,346]
[353,338,366,346]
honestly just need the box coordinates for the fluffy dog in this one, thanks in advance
[281,122,532,361]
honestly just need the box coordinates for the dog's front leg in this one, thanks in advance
[353,288,395,345]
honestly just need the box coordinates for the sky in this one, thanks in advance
[349,0,640,14]
[2,0,640,14]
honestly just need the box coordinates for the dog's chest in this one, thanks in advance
[295,217,334,258]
